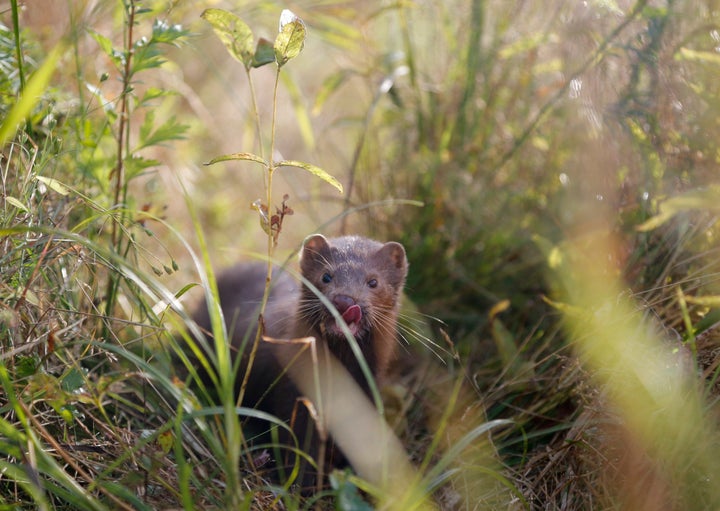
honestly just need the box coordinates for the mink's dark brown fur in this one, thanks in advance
[189,234,408,487]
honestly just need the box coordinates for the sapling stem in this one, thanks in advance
[237,66,282,411]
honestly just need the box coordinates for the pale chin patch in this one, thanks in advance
[330,320,360,337]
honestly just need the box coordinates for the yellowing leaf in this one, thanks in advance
[157,430,174,454]
[683,295,720,307]
[274,10,306,67]
[488,299,511,321]
[676,47,720,66]
[548,246,564,269]
[204,152,268,167]
[0,43,65,146]
[275,160,343,193]
[5,196,28,212]
[36,176,70,196]
[201,8,255,69]
[637,186,720,231]
[19,288,41,307]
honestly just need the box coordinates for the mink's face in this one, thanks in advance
[297,235,407,346]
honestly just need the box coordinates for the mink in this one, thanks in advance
[188,234,408,487]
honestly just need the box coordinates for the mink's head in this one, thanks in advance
[297,234,407,375]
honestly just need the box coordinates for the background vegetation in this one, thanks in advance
[2,0,720,509]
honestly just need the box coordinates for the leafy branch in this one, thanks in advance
[200,7,343,497]
[201,9,343,247]
[88,2,189,333]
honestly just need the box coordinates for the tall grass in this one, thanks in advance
[2,0,720,509]
[0,3,193,508]
[334,0,720,507]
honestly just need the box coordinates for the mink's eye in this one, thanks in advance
[322,272,333,284]
[367,278,378,289]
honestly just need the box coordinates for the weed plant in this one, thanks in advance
[2,0,720,510]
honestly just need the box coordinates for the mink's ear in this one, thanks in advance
[377,241,408,282]
[300,234,330,273]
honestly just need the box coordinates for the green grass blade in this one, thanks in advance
[0,43,65,146]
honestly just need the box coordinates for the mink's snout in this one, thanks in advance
[332,294,355,314]
[332,295,363,325]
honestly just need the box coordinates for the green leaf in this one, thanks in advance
[132,40,167,74]
[36,176,70,196]
[89,29,112,56]
[136,113,188,150]
[139,109,155,146]
[88,30,123,69]
[201,8,255,69]
[275,160,343,193]
[0,417,26,458]
[151,19,188,46]
[637,186,720,231]
[330,470,374,511]
[15,356,39,379]
[129,20,188,75]
[252,38,276,68]
[125,155,161,180]
[5,196,28,212]
[61,368,86,393]
[139,86,174,107]
[274,10,306,67]
[204,152,268,167]
[280,72,314,149]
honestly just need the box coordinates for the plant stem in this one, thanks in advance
[103,0,135,331]
[10,0,25,92]
[267,65,281,259]
[452,0,484,150]
[111,0,135,250]
[10,0,32,136]
[399,2,424,144]
[237,66,282,409]
[245,69,264,162]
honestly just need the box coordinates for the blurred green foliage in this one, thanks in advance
[333,0,720,347]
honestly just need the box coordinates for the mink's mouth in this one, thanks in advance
[326,304,364,338]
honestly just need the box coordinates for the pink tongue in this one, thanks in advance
[341,304,362,325]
